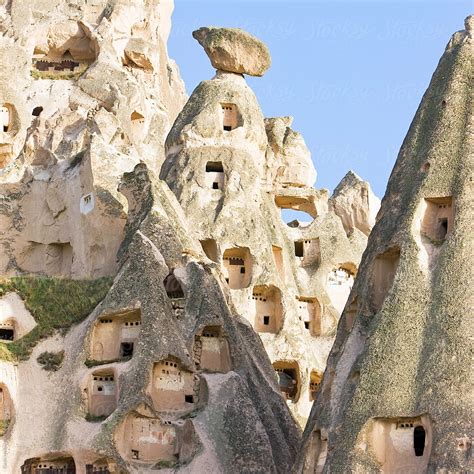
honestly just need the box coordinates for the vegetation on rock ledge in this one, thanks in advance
[0,276,112,362]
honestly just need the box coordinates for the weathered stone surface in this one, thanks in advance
[0,4,306,473]
[162,42,375,427]
[329,170,380,237]
[124,37,155,71]
[296,17,473,473]
[0,0,187,279]
[0,1,382,470]
[193,26,271,76]
[265,116,317,187]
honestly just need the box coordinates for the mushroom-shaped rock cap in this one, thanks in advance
[192,26,271,76]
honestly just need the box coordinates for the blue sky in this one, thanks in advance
[168,1,472,198]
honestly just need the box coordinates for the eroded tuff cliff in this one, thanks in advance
[161,28,379,426]
[296,16,473,474]
[0,1,381,472]
[0,0,186,279]
[0,2,302,472]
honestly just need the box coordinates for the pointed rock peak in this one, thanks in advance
[332,170,364,196]
[192,26,271,77]
[330,171,380,237]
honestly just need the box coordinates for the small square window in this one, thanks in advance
[223,125,232,132]
[212,182,219,190]
[263,316,270,325]
[185,395,194,403]
[120,342,134,358]
[240,267,245,274]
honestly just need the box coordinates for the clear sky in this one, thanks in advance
[168,1,472,198]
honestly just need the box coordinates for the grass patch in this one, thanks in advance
[37,350,65,371]
[0,276,112,362]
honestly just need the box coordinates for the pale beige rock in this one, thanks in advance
[0,4,305,474]
[193,26,271,76]
[162,36,377,427]
[0,0,187,279]
[329,171,381,237]
[265,116,317,188]
[124,37,156,71]
[0,292,37,340]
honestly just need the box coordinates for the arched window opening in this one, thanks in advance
[421,197,453,242]
[275,195,317,226]
[327,263,356,314]
[164,271,184,299]
[151,358,198,412]
[193,326,231,373]
[309,371,322,401]
[414,426,426,456]
[297,297,321,337]
[273,360,301,403]
[0,321,15,342]
[130,111,145,138]
[87,370,117,420]
[294,239,320,267]
[21,455,76,474]
[116,413,178,464]
[85,458,117,473]
[367,416,431,472]
[90,309,141,363]
[252,286,283,333]
[222,248,252,289]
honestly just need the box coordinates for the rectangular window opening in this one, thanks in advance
[120,342,134,358]
[0,329,14,341]
[294,241,304,258]
[206,162,224,172]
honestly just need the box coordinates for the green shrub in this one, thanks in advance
[37,350,65,371]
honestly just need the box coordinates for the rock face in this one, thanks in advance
[161,44,376,425]
[0,1,380,471]
[296,17,473,473]
[0,0,187,279]
[265,116,317,188]
[0,3,302,473]
[193,26,271,76]
[329,171,380,237]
